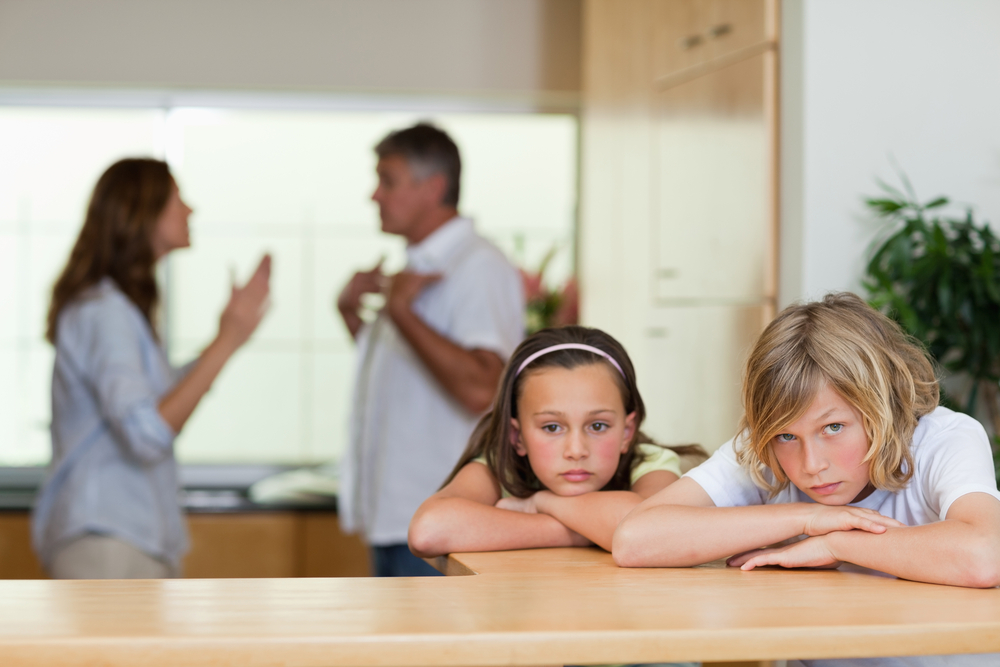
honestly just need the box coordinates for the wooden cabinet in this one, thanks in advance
[0,511,370,579]
[652,52,772,303]
[653,0,769,80]
[581,0,778,451]
[0,514,47,579]
[184,512,370,578]
[642,305,770,443]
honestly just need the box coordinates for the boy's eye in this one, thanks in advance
[774,433,796,443]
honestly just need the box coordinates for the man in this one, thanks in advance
[337,122,525,577]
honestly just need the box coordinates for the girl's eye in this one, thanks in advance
[774,433,796,443]
[590,422,611,433]
[825,423,843,434]
[542,424,561,433]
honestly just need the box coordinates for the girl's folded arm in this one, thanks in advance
[612,478,900,567]
[816,492,1000,588]
[408,462,587,558]
[534,470,678,551]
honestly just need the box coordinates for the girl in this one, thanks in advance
[613,293,1000,665]
[33,158,271,579]
[409,326,704,557]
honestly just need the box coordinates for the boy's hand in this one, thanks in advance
[727,536,841,571]
[803,504,904,536]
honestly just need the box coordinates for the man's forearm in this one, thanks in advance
[388,305,502,413]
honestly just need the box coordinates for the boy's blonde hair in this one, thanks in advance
[736,292,940,496]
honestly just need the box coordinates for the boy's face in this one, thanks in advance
[770,382,873,505]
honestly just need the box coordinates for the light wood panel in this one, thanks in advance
[1,547,998,665]
[653,53,770,303]
[642,304,768,448]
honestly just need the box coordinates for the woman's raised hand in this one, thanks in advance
[802,504,904,537]
[218,254,272,350]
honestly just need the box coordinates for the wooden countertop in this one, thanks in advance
[1,547,998,665]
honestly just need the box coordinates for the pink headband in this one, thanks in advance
[515,343,625,378]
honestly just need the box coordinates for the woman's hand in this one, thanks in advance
[219,254,271,350]
[727,535,841,571]
[802,504,904,537]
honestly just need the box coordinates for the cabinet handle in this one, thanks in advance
[677,34,703,50]
[707,23,732,38]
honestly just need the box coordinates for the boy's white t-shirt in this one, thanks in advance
[685,406,1000,667]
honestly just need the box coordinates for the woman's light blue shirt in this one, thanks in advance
[32,278,191,570]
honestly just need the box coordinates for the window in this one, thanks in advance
[0,100,577,466]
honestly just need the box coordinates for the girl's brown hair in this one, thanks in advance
[443,325,705,497]
[737,292,940,496]
[46,158,173,343]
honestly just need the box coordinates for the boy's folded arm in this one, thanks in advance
[819,492,1000,588]
[612,478,898,567]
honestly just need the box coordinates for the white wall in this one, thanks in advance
[780,0,1000,305]
[0,0,580,103]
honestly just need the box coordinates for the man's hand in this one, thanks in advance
[727,535,842,571]
[386,271,442,322]
[336,258,386,338]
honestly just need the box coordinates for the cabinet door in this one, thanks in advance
[0,514,46,579]
[185,513,300,578]
[641,304,768,451]
[652,51,773,304]
[653,0,769,81]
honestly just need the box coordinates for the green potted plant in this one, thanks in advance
[863,175,1000,481]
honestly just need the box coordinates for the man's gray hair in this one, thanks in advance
[375,122,461,207]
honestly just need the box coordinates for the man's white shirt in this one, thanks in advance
[340,216,525,545]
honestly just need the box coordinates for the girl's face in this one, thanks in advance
[510,362,636,496]
[151,183,192,260]
[770,382,873,505]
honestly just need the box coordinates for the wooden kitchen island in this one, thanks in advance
[1,547,998,665]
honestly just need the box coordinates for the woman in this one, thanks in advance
[32,157,271,579]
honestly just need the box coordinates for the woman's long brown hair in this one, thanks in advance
[46,158,173,343]
[442,325,706,497]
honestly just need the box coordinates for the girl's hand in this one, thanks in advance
[495,494,538,514]
[219,254,271,350]
[727,536,841,571]
[802,504,904,537]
